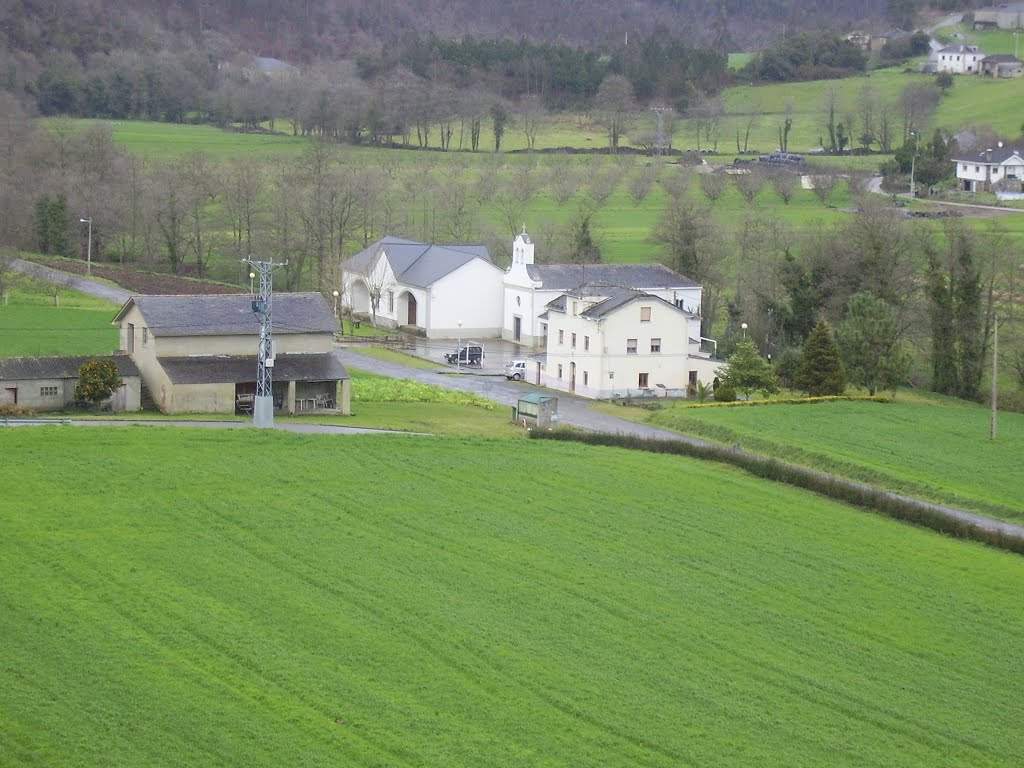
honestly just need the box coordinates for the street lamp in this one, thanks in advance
[249,271,256,294]
[79,217,93,275]
[741,322,748,339]
[457,320,463,371]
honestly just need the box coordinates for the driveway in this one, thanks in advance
[337,347,692,440]
[10,258,132,304]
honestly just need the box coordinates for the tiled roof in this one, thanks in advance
[953,146,1024,164]
[157,352,348,385]
[114,293,336,337]
[0,354,139,381]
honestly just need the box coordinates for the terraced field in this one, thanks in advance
[1,427,1023,766]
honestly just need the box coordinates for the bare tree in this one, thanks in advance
[181,152,218,277]
[659,168,693,200]
[736,104,761,154]
[519,94,544,151]
[768,171,797,204]
[493,179,527,237]
[810,172,837,206]
[223,158,264,261]
[699,172,728,203]
[149,163,189,274]
[689,95,724,152]
[547,159,580,204]
[857,85,878,152]
[734,169,765,205]
[900,83,941,143]
[628,164,659,204]
[594,75,635,154]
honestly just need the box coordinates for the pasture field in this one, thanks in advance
[603,394,1024,522]
[1,427,1023,766]
[0,275,118,357]
[937,23,1023,56]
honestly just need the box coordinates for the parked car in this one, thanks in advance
[444,343,484,367]
[505,359,529,381]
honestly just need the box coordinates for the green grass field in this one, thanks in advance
[1,426,1023,766]
[604,394,1024,521]
[0,275,118,357]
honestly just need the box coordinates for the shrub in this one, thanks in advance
[721,339,778,399]
[773,347,803,389]
[352,374,496,410]
[714,383,737,402]
[0,403,35,417]
[75,358,122,405]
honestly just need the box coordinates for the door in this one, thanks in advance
[513,316,522,342]
[2,387,17,405]
[569,362,576,393]
[406,294,418,326]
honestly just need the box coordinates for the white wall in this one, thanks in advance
[427,259,504,337]
[542,296,716,399]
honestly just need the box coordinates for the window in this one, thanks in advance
[40,386,59,398]
[557,364,563,379]
[626,338,637,355]
[689,371,698,386]
[387,291,394,313]
[976,165,981,172]
[961,164,967,172]
[142,327,148,346]
[584,335,590,351]
[572,301,578,316]
[650,338,661,353]
[608,371,615,380]
[571,332,577,349]
[558,329,564,344]
[127,323,135,353]
[640,306,652,322]
[638,373,649,388]
[583,371,589,386]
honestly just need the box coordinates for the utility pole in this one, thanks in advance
[80,217,93,275]
[990,316,998,440]
[243,256,287,428]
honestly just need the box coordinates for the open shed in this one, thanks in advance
[513,392,558,429]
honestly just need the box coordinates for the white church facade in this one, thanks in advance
[342,230,707,350]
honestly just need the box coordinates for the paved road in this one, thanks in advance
[1,417,424,436]
[338,347,694,440]
[10,258,132,304]
[866,176,1024,215]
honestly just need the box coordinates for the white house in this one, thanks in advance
[953,143,1024,193]
[540,285,722,399]
[503,229,704,348]
[342,237,505,338]
[930,44,985,74]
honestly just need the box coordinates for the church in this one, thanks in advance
[342,229,704,348]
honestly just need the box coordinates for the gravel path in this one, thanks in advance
[10,258,132,304]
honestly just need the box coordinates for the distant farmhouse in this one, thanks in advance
[930,44,986,73]
[0,355,140,412]
[973,2,1024,30]
[981,53,1024,77]
[952,143,1024,193]
[113,293,350,415]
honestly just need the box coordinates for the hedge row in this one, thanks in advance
[678,394,893,410]
[529,428,1024,556]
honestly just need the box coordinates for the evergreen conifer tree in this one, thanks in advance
[795,320,846,396]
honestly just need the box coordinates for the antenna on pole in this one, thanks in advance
[242,256,287,428]
[650,104,671,157]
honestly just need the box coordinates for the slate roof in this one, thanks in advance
[937,44,982,54]
[157,352,348,385]
[527,263,699,290]
[546,285,696,320]
[953,145,1024,164]
[0,354,139,381]
[113,293,336,337]
[982,54,1023,63]
[344,236,495,288]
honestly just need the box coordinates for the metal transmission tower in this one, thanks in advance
[243,256,287,428]
[650,104,672,157]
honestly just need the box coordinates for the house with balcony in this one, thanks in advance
[953,144,1024,193]
[112,293,350,415]
[540,285,721,399]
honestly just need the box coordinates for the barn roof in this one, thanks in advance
[0,354,139,381]
[157,352,348,385]
[113,293,336,337]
